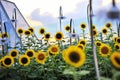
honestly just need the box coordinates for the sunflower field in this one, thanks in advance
[0,21,120,80]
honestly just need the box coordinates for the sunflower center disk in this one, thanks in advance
[25,31,30,35]
[101,47,109,54]
[115,57,120,65]
[78,46,83,49]
[69,52,80,63]
[51,47,57,52]
[97,43,101,46]
[18,30,23,33]
[11,52,17,57]
[116,45,119,49]
[40,30,44,34]
[56,34,62,39]
[103,30,107,33]
[38,54,45,60]
[46,34,50,38]
[80,41,85,45]
[117,39,120,43]
[21,58,28,64]
[4,58,11,65]
[27,52,33,57]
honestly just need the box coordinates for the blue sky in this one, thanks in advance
[9,0,120,37]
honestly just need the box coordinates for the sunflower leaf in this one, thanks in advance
[63,69,74,75]
[77,70,90,76]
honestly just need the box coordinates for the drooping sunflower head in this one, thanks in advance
[25,49,35,58]
[63,46,86,67]
[77,44,85,51]
[65,25,70,32]
[17,28,24,35]
[9,49,19,58]
[48,45,60,55]
[44,33,51,40]
[35,51,47,64]
[24,30,31,36]
[39,28,45,35]
[95,41,102,47]
[28,27,34,35]
[105,22,112,28]
[114,44,120,50]
[54,32,64,41]
[78,39,87,46]
[110,52,120,69]
[99,44,111,57]
[2,32,9,38]
[102,28,108,35]
[19,55,30,66]
[80,23,87,29]
[3,56,14,67]
[116,37,120,44]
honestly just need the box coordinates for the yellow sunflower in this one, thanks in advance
[48,45,60,55]
[54,32,64,41]
[0,59,5,68]
[99,44,111,57]
[9,49,19,58]
[63,46,86,67]
[35,51,47,64]
[19,55,30,66]
[39,28,45,35]
[95,41,102,47]
[17,28,24,35]
[80,23,87,29]
[114,44,120,50]
[25,49,35,58]
[78,39,87,46]
[116,37,120,44]
[110,51,120,69]
[92,25,96,30]
[2,56,14,67]
[44,33,51,40]
[93,29,98,37]
[24,30,31,36]
[65,25,70,32]
[105,22,112,28]
[102,28,108,35]
[28,27,34,35]
[77,44,85,51]
[2,32,9,38]
[113,37,117,43]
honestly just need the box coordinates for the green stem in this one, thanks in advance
[72,67,78,80]
[83,29,85,39]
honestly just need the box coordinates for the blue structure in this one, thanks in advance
[0,0,36,55]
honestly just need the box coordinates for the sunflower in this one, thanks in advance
[80,23,87,29]
[116,37,120,44]
[28,27,34,34]
[35,51,47,64]
[99,44,111,57]
[95,41,102,47]
[102,28,108,35]
[19,55,30,66]
[44,33,51,40]
[24,30,31,36]
[65,25,70,32]
[54,32,64,40]
[9,49,19,58]
[2,32,9,38]
[63,46,86,67]
[77,44,85,50]
[93,29,98,37]
[25,49,35,58]
[0,59,5,68]
[110,52,120,69]
[39,28,45,35]
[17,28,24,35]
[2,56,14,67]
[105,22,112,28]
[114,44,120,50]
[113,37,117,43]
[48,45,60,55]
[92,25,96,30]
[78,39,87,46]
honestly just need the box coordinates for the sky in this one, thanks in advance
[8,0,120,37]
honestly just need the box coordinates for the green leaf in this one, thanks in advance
[63,69,74,75]
[77,70,90,76]
[100,77,111,80]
